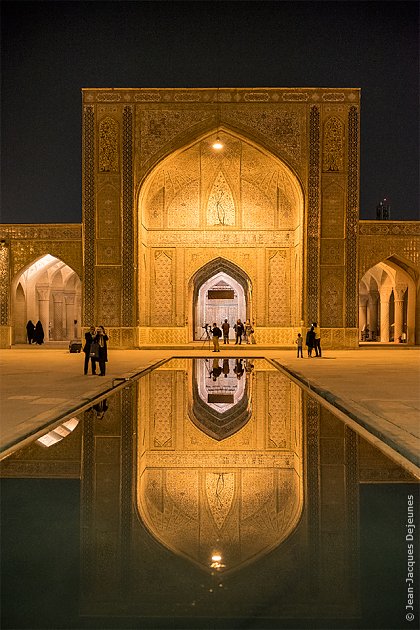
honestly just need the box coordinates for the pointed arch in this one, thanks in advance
[138,127,304,231]
[136,125,305,346]
[11,254,82,344]
[359,256,417,344]
[189,258,252,341]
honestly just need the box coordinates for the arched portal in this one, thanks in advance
[191,258,251,341]
[11,254,82,344]
[359,257,416,344]
[137,128,304,346]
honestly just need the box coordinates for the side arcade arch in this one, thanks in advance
[359,256,417,344]
[11,254,82,344]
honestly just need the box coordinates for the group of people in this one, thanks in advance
[295,323,322,358]
[83,325,109,376]
[211,319,256,352]
[209,357,254,381]
[26,320,45,345]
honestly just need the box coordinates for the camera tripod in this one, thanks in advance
[200,325,212,350]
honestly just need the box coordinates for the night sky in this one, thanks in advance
[1,1,419,224]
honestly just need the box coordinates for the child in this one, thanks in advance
[295,333,303,358]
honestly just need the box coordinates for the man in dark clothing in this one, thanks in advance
[234,359,244,379]
[211,323,222,352]
[210,358,222,380]
[221,319,230,344]
[94,326,109,376]
[234,319,244,344]
[312,322,322,357]
[306,326,315,357]
[222,358,230,377]
[83,325,97,375]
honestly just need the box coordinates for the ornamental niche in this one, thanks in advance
[323,116,344,172]
[99,117,119,172]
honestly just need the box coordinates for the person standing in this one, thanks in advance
[26,320,35,344]
[234,359,244,379]
[83,325,97,375]
[210,358,222,380]
[249,321,256,345]
[305,326,315,357]
[92,398,108,419]
[312,322,322,357]
[95,326,109,376]
[222,358,230,378]
[221,319,230,344]
[34,321,44,345]
[211,323,222,352]
[234,319,244,345]
[295,333,303,358]
[244,320,253,344]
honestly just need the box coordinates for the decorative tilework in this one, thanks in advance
[122,106,134,327]
[345,107,359,328]
[0,243,10,325]
[83,106,95,326]
[307,106,320,323]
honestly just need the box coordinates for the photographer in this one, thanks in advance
[94,326,109,376]
[211,322,222,352]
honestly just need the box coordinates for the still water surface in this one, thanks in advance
[1,358,419,629]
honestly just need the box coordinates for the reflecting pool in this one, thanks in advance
[1,358,419,629]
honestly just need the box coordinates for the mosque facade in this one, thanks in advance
[0,87,419,348]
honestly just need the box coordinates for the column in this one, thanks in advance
[75,293,82,338]
[37,286,50,341]
[52,291,65,340]
[358,296,368,339]
[64,292,76,339]
[393,284,407,343]
[367,291,379,340]
[379,286,392,342]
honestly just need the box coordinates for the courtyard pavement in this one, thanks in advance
[0,344,419,477]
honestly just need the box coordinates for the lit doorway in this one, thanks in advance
[195,272,246,340]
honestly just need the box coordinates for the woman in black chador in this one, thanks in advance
[26,320,35,344]
[34,321,44,345]
[305,326,315,358]
[94,326,109,376]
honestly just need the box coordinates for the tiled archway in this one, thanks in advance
[11,254,82,344]
[359,258,416,344]
[191,258,251,341]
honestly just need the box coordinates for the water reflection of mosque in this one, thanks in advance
[0,358,416,623]
[138,359,303,576]
[191,358,253,440]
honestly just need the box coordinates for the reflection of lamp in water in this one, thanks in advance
[210,551,225,570]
